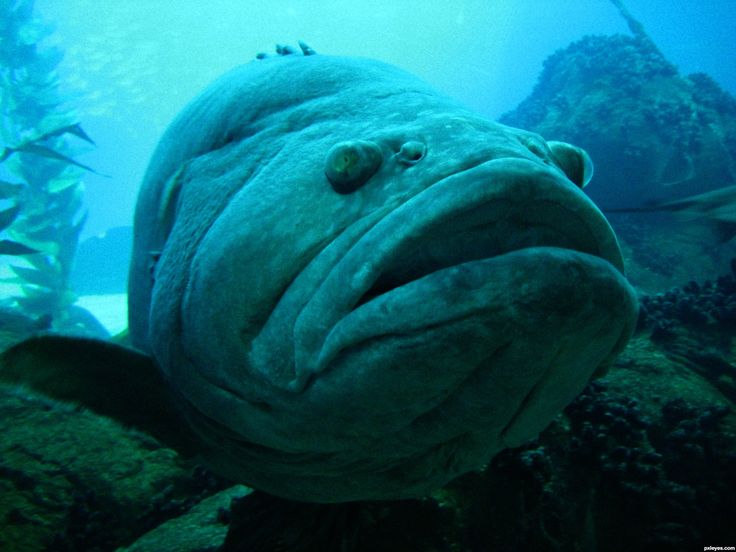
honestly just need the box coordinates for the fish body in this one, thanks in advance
[5,52,638,503]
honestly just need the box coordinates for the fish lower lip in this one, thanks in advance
[356,211,604,309]
[314,246,637,398]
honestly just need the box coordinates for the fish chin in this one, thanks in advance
[312,246,637,446]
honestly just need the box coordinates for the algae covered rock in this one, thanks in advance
[0,385,224,551]
[120,485,250,552]
[501,33,736,210]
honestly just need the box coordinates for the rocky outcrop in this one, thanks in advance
[501,33,736,210]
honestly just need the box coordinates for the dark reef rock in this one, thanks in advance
[220,492,452,552]
[451,380,734,551]
[0,385,228,551]
[501,33,736,211]
[638,257,736,333]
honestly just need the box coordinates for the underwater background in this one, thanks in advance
[1,1,736,550]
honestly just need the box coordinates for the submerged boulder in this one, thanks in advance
[501,33,736,210]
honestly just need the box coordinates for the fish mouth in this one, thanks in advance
[291,157,627,391]
[355,191,619,309]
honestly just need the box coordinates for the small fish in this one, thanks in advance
[608,185,736,242]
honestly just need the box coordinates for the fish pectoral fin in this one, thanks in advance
[0,334,202,457]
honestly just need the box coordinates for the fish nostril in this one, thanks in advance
[520,135,550,160]
[397,141,427,165]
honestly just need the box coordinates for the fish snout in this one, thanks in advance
[292,156,631,383]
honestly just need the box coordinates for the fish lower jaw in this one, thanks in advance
[311,246,638,379]
[355,223,609,310]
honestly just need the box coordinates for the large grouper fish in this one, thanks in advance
[1,45,637,505]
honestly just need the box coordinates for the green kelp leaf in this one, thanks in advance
[0,239,38,256]
[22,225,64,246]
[33,46,64,74]
[16,293,60,315]
[18,285,75,308]
[30,113,76,139]
[21,207,64,228]
[2,123,102,173]
[24,253,57,272]
[72,210,88,233]
[0,203,21,231]
[7,143,101,174]
[48,177,83,206]
[0,180,25,198]
[47,174,81,195]
[7,233,58,256]
[56,210,88,269]
[20,284,54,299]
[13,215,51,236]
[44,200,81,224]
[44,185,84,217]
[10,265,61,288]
[39,123,95,145]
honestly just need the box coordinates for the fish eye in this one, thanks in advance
[324,140,383,194]
[547,141,594,188]
[396,141,426,165]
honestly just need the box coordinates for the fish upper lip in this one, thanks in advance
[290,157,623,390]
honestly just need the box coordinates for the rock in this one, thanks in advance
[0,385,224,551]
[501,34,736,210]
[120,485,251,552]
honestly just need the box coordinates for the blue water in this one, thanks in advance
[34,0,736,239]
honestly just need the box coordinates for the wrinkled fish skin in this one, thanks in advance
[129,52,638,502]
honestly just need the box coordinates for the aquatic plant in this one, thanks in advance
[0,0,95,327]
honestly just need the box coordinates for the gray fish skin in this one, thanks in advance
[128,54,638,502]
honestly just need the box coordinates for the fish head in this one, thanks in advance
[138,56,637,501]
